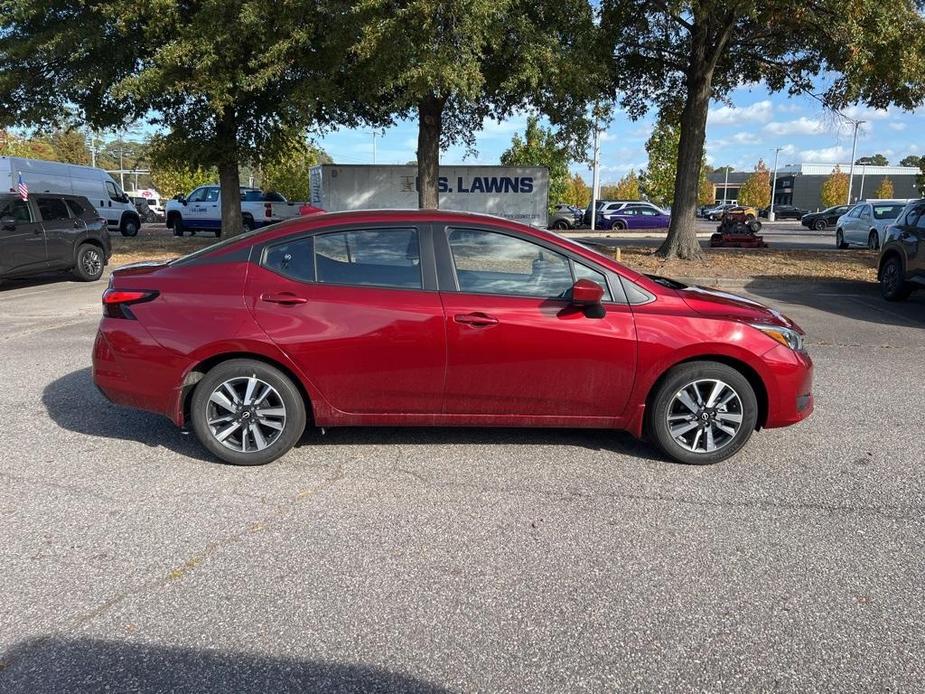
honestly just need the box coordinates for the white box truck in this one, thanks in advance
[309,164,549,227]
[1,156,142,236]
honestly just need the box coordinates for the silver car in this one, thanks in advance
[835,200,909,250]
[548,203,582,230]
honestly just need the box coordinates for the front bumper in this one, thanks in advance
[761,344,814,428]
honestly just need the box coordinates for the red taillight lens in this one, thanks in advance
[265,201,272,218]
[102,289,159,318]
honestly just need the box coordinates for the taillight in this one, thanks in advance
[265,201,272,218]
[102,288,159,319]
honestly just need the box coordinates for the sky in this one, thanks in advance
[313,83,923,184]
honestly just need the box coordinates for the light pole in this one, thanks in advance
[590,118,601,231]
[768,147,782,222]
[846,119,864,204]
[722,166,729,204]
[859,163,867,199]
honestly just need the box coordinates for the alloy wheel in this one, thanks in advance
[82,249,102,276]
[206,376,287,453]
[666,379,743,454]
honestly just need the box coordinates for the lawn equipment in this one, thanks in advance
[710,207,768,248]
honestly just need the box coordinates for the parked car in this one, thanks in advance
[582,200,638,226]
[2,155,141,237]
[877,199,925,301]
[133,197,162,223]
[759,204,807,220]
[548,203,583,230]
[800,205,849,231]
[165,185,302,237]
[0,193,111,282]
[835,200,909,250]
[599,203,671,230]
[705,203,737,221]
[721,205,758,221]
[93,209,813,467]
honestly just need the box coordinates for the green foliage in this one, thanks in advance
[738,160,771,208]
[641,113,681,207]
[873,177,894,198]
[0,130,56,159]
[857,154,889,166]
[500,117,571,212]
[37,129,91,165]
[601,171,641,201]
[698,168,714,206]
[821,166,850,208]
[562,173,591,208]
[260,140,332,201]
[899,154,925,194]
[149,150,216,199]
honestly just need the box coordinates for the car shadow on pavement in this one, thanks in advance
[0,637,450,694]
[42,368,212,462]
[743,278,925,329]
[0,272,81,291]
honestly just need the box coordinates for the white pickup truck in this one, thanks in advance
[164,184,302,236]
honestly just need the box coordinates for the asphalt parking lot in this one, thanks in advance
[1,272,923,692]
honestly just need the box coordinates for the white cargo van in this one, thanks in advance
[1,156,141,236]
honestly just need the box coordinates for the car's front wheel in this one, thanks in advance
[880,256,912,302]
[867,230,879,250]
[835,230,848,249]
[191,359,307,466]
[813,219,827,231]
[648,361,758,465]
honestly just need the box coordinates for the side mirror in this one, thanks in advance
[1,215,16,230]
[570,278,604,306]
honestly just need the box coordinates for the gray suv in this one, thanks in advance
[0,193,111,282]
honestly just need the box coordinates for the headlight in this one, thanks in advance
[750,323,805,352]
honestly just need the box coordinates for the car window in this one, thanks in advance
[314,228,421,289]
[205,187,220,202]
[36,197,71,221]
[572,262,613,301]
[638,208,659,216]
[872,204,904,220]
[64,198,90,217]
[912,205,925,228]
[448,228,573,299]
[0,198,33,222]
[187,188,207,203]
[848,206,862,218]
[105,181,122,201]
[264,237,315,282]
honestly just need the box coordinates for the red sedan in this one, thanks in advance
[93,210,813,466]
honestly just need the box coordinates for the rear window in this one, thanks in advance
[314,228,421,289]
[873,204,905,220]
[66,198,92,216]
[0,198,33,222]
[36,197,71,221]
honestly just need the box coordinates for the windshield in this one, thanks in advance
[872,204,905,220]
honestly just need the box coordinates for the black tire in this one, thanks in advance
[241,215,255,233]
[835,230,848,249]
[72,243,105,282]
[552,220,569,230]
[120,215,139,237]
[647,361,758,465]
[867,230,879,250]
[191,359,307,466]
[613,220,627,231]
[880,256,912,302]
[171,214,185,237]
[813,219,827,231]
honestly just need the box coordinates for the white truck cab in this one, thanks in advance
[1,155,141,236]
[165,185,301,237]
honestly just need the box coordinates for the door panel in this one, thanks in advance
[246,228,445,415]
[0,198,46,276]
[38,196,82,267]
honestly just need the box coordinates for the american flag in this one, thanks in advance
[17,172,28,201]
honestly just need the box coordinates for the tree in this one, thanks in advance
[39,129,91,165]
[821,166,850,207]
[698,166,714,205]
[900,154,925,194]
[641,112,681,207]
[351,0,599,209]
[0,1,364,237]
[857,154,889,166]
[738,160,771,208]
[873,177,894,198]
[562,173,591,208]
[611,171,642,200]
[0,130,55,159]
[149,160,216,200]
[601,0,925,259]
[500,116,571,212]
[260,139,332,201]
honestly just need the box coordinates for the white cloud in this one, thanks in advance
[731,131,762,144]
[799,145,850,163]
[763,117,826,136]
[841,105,891,121]
[479,114,529,139]
[708,100,774,125]
[888,122,907,132]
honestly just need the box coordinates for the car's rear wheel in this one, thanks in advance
[835,230,848,249]
[120,215,139,237]
[648,362,758,465]
[552,220,569,230]
[191,359,307,466]
[867,230,879,250]
[880,256,912,302]
[613,220,627,231]
[813,219,827,231]
[72,243,104,282]
[171,214,184,237]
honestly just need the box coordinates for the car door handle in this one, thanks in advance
[454,312,499,327]
[260,292,308,305]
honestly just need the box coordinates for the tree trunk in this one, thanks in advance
[417,94,444,209]
[656,37,715,260]
[217,106,244,237]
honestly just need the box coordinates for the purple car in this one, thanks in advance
[600,203,671,230]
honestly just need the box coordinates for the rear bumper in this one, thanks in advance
[92,321,186,424]
[761,344,814,428]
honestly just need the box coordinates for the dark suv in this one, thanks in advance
[878,199,925,301]
[0,193,111,282]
